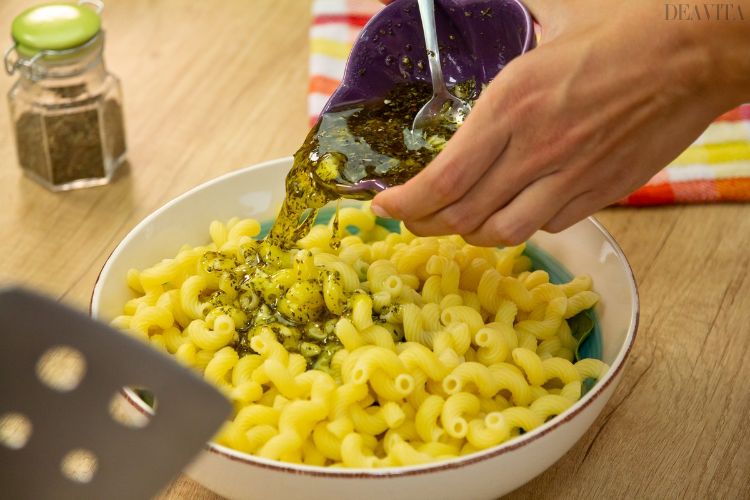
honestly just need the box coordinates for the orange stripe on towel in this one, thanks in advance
[309,75,341,96]
[715,177,750,200]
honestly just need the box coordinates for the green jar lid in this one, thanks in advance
[11,2,101,57]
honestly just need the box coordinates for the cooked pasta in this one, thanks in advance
[113,205,608,468]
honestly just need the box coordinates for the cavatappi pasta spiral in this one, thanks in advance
[112,205,608,468]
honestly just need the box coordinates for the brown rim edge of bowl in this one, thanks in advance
[90,244,118,317]
[93,180,640,479]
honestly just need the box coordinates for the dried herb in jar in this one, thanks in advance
[14,99,126,186]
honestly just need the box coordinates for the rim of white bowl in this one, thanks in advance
[91,157,639,478]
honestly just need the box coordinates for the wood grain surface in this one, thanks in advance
[0,1,747,498]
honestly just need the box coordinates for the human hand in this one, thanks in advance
[371,0,750,245]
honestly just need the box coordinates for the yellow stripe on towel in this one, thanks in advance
[672,142,750,165]
[310,38,353,59]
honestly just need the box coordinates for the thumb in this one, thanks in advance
[520,0,545,22]
[521,0,566,24]
[520,0,568,42]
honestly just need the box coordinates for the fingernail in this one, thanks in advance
[371,203,391,218]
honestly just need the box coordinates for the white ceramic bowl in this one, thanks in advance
[91,157,638,500]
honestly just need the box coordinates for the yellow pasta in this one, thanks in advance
[443,362,497,398]
[113,208,609,468]
[180,275,208,320]
[398,342,449,381]
[186,317,234,351]
[350,404,388,435]
[414,394,445,442]
[204,346,239,389]
[341,433,378,468]
[441,392,480,438]
[350,293,374,331]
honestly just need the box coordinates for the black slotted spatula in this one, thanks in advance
[0,287,231,500]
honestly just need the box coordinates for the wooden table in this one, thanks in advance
[1,0,747,498]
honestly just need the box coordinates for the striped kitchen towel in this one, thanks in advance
[309,0,750,205]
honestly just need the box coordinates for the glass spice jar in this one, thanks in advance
[4,0,126,191]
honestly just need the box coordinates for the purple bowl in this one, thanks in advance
[323,0,535,113]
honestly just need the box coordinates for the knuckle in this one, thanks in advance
[490,218,535,247]
[462,234,486,247]
[437,207,470,234]
[542,219,568,234]
[522,135,568,175]
[403,220,430,237]
[428,163,463,204]
[498,232,526,247]
[492,60,528,106]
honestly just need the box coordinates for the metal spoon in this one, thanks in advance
[411,0,471,132]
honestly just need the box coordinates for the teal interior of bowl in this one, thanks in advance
[258,206,603,363]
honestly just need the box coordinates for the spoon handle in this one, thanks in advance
[416,0,447,94]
